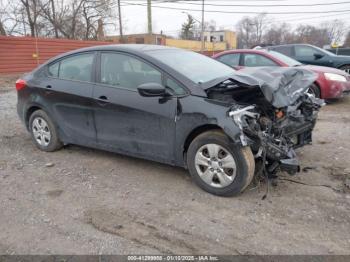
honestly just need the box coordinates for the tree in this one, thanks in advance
[344,32,350,47]
[180,14,196,40]
[321,19,347,46]
[263,23,295,45]
[294,25,329,47]
[252,13,269,45]
[0,21,5,35]
[236,13,269,48]
[19,0,42,37]
[236,16,254,48]
[0,0,116,40]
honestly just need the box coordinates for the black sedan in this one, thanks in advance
[16,45,322,196]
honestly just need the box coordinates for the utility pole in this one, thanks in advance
[147,0,153,43]
[117,0,123,41]
[201,0,205,52]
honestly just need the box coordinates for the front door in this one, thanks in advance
[294,45,332,67]
[92,51,177,163]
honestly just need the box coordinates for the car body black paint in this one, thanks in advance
[17,44,321,173]
[17,45,243,167]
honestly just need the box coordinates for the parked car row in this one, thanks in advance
[16,44,323,197]
[212,46,350,100]
[268,44,350,73]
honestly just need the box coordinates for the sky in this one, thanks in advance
[111,0,350,37]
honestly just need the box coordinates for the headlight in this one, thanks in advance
[324,73,347,82]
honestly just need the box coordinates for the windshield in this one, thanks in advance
[147,49,234,84]
[268,50,301,66]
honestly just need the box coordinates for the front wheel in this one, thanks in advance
[307,83,321,98]
[187,130,255,197]
[339,65,350,74]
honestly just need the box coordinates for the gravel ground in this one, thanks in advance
[0,75,350,255]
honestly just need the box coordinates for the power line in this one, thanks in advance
[151,0,288,2]
[275,11,350,22]
[154,0,350,7]
[120,1,350,14]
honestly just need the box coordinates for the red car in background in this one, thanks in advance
[213,49,350,99]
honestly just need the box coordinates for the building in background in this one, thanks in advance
[104,33,166,45]
[203,30,237,50]
[105,30,237,52]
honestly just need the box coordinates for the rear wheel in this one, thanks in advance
[339,65,350,74]
[308,83,321,98]
[187,130,255,197]
[29,110,63,152]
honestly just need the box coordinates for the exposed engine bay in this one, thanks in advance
[205,67,324,177]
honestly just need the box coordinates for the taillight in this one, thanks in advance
[15,79,27,91]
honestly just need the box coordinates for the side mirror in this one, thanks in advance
[314,53,324,60]
[137,83,167,97]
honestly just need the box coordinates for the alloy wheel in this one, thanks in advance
[32,117,51,147]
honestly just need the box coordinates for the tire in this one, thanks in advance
[339,65,350,74]
[308,83,321,98]
[29,110,63,152]
[187,130,255,197]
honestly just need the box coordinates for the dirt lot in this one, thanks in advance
[0,74,349,255]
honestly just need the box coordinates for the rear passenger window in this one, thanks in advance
[243,54,277,67]
[100,53,162,90]
[272,46,293,57]
[217,53,240,67]
[48,53,94,82]
[58,53,94,82]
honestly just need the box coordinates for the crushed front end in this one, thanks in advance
[206,67,324,177]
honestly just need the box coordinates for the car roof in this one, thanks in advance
[213,48,271,57]
[43,44,183,67]
[269,43,312,48]
[68,44,179,54]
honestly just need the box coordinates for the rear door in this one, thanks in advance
[38,52,97,145]
[92,51,178,163]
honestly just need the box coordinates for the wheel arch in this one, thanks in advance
[337,64,350,69]
[312,81,323,99]
[25,105,43,130]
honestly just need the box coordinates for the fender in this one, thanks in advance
[174,95,242,167]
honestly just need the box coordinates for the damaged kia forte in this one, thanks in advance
[16,45,323,196]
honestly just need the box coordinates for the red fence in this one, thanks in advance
[0,36,112,74]
[0,36,225,74]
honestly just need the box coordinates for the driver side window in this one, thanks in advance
[295,46,317,57]
[100,52,162,90]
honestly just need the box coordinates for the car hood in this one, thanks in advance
[203,67,317,108]
[331,54,350,60]
[300,64,349,77]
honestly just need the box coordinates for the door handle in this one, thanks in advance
[98,95,108,101]
[46,85,52,89]
[96,95,109,106]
